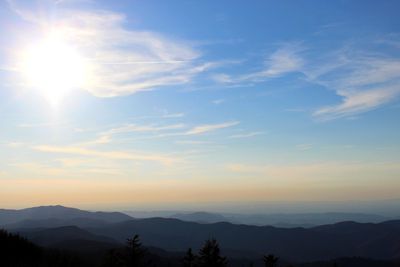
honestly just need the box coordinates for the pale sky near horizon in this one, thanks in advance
[0,0,400,210]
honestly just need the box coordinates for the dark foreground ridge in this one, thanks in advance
[1,229,399,267]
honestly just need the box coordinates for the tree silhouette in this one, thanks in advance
[0,229,87,267]
[197,238,227,267]
[102,249,124,267]
[0,229,41,267]
[183,248,196,267]
[263,254,279,267]
[125,234,145,267]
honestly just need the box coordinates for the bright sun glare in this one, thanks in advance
[22,36,87,106]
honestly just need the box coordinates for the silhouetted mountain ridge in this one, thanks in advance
[171,211,228,223]
[167,211,389,227]
[0,205,133,226]
[80,217,400,261]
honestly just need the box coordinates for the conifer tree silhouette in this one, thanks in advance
[125,234,145,267]
[102,249,124,267]
[263,254,279,267]
[183,248,196,267]
[197,238,227,267]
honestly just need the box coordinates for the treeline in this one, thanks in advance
[101,235,232,267]
[1,230,398,267]
[100,235,400,267]
[0,229,88,267]
[0,230,300,267]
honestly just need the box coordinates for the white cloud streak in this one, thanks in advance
[229,131,264,139]
[213,38,400,120]
[308,51,400,120]
[33,145,178,165]
[313,86,400,119]
[185,121,239,135]
[104,123,185,136]
[212,99,225,105]
[213,43,304,84]
[84,120,240,145]
[295,143,313,151]
[162,112,185,118]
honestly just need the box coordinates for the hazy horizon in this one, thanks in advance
[2,198,400,218]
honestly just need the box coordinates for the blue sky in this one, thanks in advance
[0,0,399,209]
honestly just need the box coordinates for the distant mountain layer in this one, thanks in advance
[2,206,400,262]
[171,212,228,224]
[169,211,389,227]
[0,205,133,225]
[127,210,390,227]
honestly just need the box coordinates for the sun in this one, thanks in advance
[22,35,87,106]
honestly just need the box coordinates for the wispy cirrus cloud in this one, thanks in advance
[175,140,212,145]
[213,43,304,84]
[90,122,186,144]
[104,123,185,136]
[162,112,185,118]
[212,99,225,105]
[295,143,313,151]
[82,120,240,145]
[313,86,400,119]
[259,43,304,78]
[185,121,239,135]
[82,135,112,146]
[229,131,264,139]
[212,37,400,120]
[33,145,179,165]
[307,48,400,120]
[134,121,241,137]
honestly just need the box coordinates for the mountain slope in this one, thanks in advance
[15,225,120,248]
[86,218,400,262]
[0,205,133,226]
